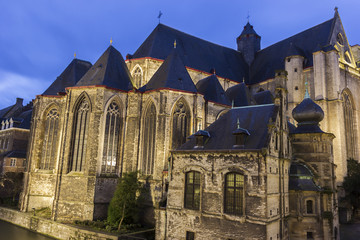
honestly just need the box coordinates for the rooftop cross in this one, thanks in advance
[158,11,163,23]
[110,38,113,45]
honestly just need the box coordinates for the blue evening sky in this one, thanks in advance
[0,0,358,109]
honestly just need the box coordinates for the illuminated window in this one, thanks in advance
[10,159,16,167]
[40,108,59,170]
[171,99,190,149]
[133,66,142,88]
[102,102,121,174]
[184,171,200,210]
[69,98,90,172]
[343,91,357,159]
[186,231,195,240]
[142,103,156,175]
[224,173,244,215]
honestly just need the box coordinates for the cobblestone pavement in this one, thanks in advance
[340,221,360,240]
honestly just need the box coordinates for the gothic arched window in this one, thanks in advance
[69,98,90,172]
[343,91,357,159]
[142,103,156,175]
[133,67,142,88]
[40,108,59,170]
[171,99,190,149]
[102,101,121,174]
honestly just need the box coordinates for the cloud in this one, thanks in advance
[0,69,48,109]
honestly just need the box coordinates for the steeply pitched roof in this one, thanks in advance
[253,90,274,105]
[179,104,278,150]
[250,17,335,84]
[76,46,133,91]
[225,83,252,107]
[132,24,249,83]
[43,59,92,95]
[139,48,197,93]
[239,22,260,37]
[196,75,230,106]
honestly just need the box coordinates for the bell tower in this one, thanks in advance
[237,22,261,65]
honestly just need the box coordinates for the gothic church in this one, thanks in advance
[18,9,359,239]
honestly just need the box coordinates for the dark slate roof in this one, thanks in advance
[225,83,252,107]
[0,105,13,118]
[196,75,230,106]
[132,24,249,82]
[287,121,296,134]
[76,46,133,91]
[16,109,32,129]
[250,17,334,84]
[5,150,27,158]
[289,162,320,191]
[43,59,92,95]
[239,22,259,37]
[139,48,197,93]
[179,104,278,150]
[253,90,274,105]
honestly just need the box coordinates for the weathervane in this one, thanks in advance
[158,11,163,23]
[247,11,250,23]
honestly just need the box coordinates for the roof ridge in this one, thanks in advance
[156,23,240,54]
[259,17,334,52]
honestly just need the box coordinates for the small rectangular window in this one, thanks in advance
[10,159,16,167]
[186,231,195,240]
[185,171,201,210]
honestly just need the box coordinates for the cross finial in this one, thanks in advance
[247,11,250,23]
[74,52,76,59]
[110,38,113,45]
[237,118,241,129]
[158,11,163,23]
[242,77,245,83]
[174,40,177,49]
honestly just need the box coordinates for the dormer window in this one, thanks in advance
[232,118,250,149]
[194,130,210,149]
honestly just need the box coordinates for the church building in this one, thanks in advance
[17,9,358,239]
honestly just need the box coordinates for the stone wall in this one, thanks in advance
[0,207,118,240]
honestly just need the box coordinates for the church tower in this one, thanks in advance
[237,22,261,65]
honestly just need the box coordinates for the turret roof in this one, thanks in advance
[76,46,133,91]
[196,74,230,106]
[43,58,92,95]
[139,48,197,93]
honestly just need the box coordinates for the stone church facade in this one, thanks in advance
[17,9,357,239]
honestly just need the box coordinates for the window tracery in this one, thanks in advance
[102,101,121,174]
[69,99,90,172]
[40,108,59,170]
[142,103,156,175]
[171,100,190,149]
[133,67,142,88]
[343,91,357,159]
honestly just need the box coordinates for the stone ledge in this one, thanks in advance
[0,207,118,240]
